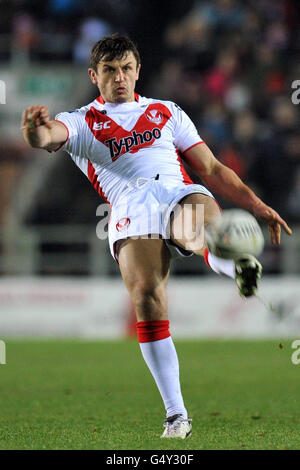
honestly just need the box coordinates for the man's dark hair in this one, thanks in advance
[90,33,141,71]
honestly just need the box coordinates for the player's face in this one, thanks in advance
[89,51,141,103]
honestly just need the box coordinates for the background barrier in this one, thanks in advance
[0,276,298,338]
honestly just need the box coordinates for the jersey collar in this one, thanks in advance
[97,92,140,104]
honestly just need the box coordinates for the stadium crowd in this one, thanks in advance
[0,0,299,275]
[148,0,300,222]
[1,0,299,222]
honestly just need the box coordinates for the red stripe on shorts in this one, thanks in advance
[204,248,210,267]
[136,320,170,343]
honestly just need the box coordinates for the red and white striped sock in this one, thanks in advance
[204,248,235,279]
[136,320,188,419]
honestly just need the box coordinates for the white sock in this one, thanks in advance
[139,337,188,419]
[207,252,235,279]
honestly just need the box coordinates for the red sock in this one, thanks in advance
[136,320,187,418]
[136,320,170,343]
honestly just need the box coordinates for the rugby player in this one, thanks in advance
[21,34,292,439]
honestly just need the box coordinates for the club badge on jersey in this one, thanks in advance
[116,217,131,232]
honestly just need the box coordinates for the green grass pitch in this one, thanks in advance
[0,338,299,450]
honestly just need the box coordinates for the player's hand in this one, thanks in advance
[253,204,292,245]
[21,105,52,132]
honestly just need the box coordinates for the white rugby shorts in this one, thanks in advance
[108,175,214,261]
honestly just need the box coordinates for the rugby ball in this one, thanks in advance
[205,209,264,260]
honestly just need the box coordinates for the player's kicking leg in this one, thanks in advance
[170,193,262,297]
[117,237,192,439]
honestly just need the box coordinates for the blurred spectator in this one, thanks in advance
[200,100,230,149]
[73,17,113,64]
[194,0,246,31]
[271,96,298,131]
[287,167,300,220]
[48,0,85,16]
[250,98,300,216]
[224,81,251,112]
[233,110,257,144]
[232,109,262,174]
[204,49,238,100]
[11,12,40,61]
[265,21,289,50]
[219,143,246,180]
[149,60,183,101]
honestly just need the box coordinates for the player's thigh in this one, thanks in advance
[170,193,221,253]
[117,237,171,320]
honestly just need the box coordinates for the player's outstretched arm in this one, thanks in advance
[184,143,292,245]
[21,105,68,152]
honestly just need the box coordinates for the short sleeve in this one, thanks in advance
[54,110,84,154]
[172,103,204,154]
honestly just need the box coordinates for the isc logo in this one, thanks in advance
[93,121,111,131]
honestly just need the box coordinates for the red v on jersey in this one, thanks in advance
[85,103,172,162]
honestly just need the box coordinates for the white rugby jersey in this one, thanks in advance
[55,93,203,206]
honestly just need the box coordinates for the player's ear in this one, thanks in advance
[88,68,98,86]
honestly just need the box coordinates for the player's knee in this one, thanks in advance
[204,198,222,225]
[131,281,167,320]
